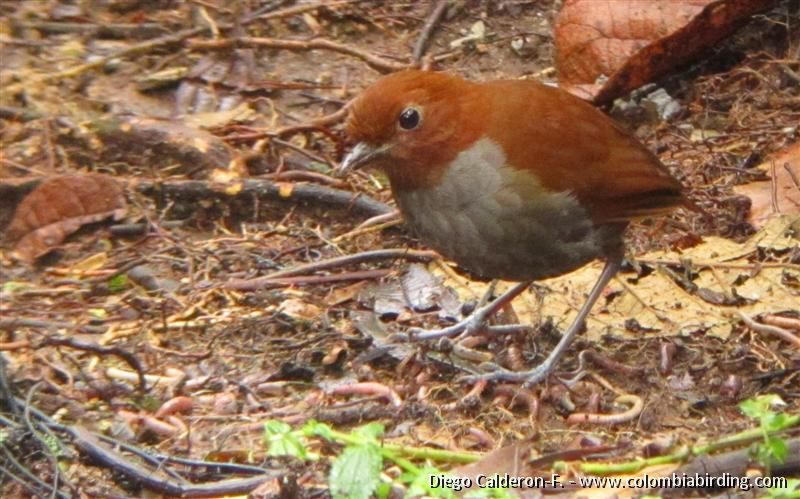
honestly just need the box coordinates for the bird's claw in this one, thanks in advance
[459,363,552,387]
[405,323,467,341]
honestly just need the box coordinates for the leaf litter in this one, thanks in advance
[0,1,798,497]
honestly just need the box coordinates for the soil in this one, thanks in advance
[1,1,798,498]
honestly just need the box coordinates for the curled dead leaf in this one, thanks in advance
[5,174,127,262]
[556,0,776,103]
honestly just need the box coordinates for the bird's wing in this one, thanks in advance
[485,80,687,223]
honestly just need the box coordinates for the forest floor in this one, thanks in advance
[1,1,798,497]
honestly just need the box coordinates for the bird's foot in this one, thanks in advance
[406,307,492,341]
[404,311,532,342]
[401,281,533,342]
[462,360,556,388]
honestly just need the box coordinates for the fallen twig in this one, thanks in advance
[245,0,361,23]
[188,36,409,72]
[5,27,208,94]
[332,213,403,242]
[105,367,181,388]
[413,0,449,62]
[0,318,107,335]
[20,21,167,38]
[225,248,438,290]
[5,400,288,496]
[38,335,149,393]
[269,169,346,187]
[135,178,392,219]
[69,425,282,497]
[227,268,392,291]
[657,437,800,495]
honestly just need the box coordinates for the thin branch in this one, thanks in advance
[14,404,289,497]
[0,318,107,334]
[246,0,361,23]
[4,27,208,94]
[188,36,409,72]
[67,426,280,497]
[226,268,392,291]
[225,248,438,290]
[413,0,449,61]
[38,336,149,392]
[135,178,393,219]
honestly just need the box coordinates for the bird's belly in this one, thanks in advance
[397,190,606,281]
[393,140,617,281]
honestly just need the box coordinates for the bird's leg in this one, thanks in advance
[468,256,623,386]
[477,280,499,307]
[408,281,532,341]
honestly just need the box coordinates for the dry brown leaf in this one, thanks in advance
[432,215,799,341]
[175,50,257,115]
[733,141,800,227]
[5,174,127,262]
[278,298,322,321]
[0,177,40,230]
[555,0,776,104]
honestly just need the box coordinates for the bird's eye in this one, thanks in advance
[398,107,421,130]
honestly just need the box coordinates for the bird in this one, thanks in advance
[340,70,689,386]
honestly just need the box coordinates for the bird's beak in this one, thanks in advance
[339,142,388,174]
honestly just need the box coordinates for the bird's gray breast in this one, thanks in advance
[393,137,609,281]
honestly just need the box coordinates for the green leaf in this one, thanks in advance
[353,422,384,441]
[108,274,129,293]
[263,420,309,460]
[766,436,788,463]
[739,399,764,419]
[375,482,392,499]
[302,420,333,440]
[2,281,30,293]
[740,395,785,419]
[264,420,292,435]
[329,443,383,499]
[764,413,790,432]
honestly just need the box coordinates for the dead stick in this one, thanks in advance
[225,249,438,290]
[68,426,280,497]
[658,437,800,495]
[39,336,149,393]
[413,0,449,61]
[5,27,207,94]
[0,318,107,335]
[188,36,409,72]
[227,268,391,291]
[246,0,361,22]
[134,178,393,219]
